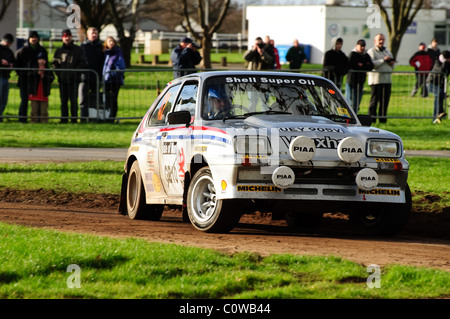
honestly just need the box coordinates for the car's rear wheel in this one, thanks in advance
[127,161,163,220]
[187,167,240,233]
[351,184,411,235]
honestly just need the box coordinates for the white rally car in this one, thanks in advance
[119,71,411,235]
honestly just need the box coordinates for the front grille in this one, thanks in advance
[291,167,358,185]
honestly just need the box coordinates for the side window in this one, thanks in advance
[173,82,199,117]
[148,85,180,126]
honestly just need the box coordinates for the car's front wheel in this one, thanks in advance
[187,167,240,233]
[127,161,163,220]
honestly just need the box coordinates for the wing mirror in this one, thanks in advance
[167,110,192,126]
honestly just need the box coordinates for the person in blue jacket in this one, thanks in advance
[103,36,125,122]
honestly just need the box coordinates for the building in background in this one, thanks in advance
[246,5,449,65]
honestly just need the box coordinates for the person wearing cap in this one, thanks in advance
[170,37,202,78]
[426,50,450,124]
[52,29,86,123]
[80,27,105,121]
[367,33,395,123]
[409,42,433,98]
[15,31,48,123]
[0,33,15,122]
[322,37,350,90]
[345,39,374,114]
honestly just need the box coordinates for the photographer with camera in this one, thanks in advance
[170,37,202,78]
[367,33,396,123]
[244,37,274,70]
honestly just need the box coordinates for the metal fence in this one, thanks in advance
[0,67,448,123]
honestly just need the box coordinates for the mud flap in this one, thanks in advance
[118,173,128,215]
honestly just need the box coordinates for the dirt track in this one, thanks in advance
[1,189,449,271]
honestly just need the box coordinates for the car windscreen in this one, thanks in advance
[202,75,355,123]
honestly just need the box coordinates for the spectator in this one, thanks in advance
[285,39,307,70]
[322,37,349,89]
[244,37,274,70]
[170,37,202,78]
[103,36,126,123]
[345,39,374,114]
[52,29,86,123]
[270,39,281,70]
[263,35,276,69]
[426,50,450,124]
[80,27,105,122]
[29,57,54,123]
[15,31,48,123]
[409,42,433,98]
[427,38,440,64]
[0,33,15,122]
[367,33,395,123]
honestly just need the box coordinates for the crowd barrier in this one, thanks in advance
[0,67,447,123]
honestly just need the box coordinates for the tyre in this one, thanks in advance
[187,167,240,233]
[127,161,163,220]
[351,184,412,235]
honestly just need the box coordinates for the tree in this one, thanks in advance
[181,0,231,69]
[71,0,110,33]
[0,0,13,21]
[107,0,140,68]
[373,0,425,59]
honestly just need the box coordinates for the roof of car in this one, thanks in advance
[172,70,326,83]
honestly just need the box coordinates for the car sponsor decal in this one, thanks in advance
[281,135,342,149]
[225,76,316,86]
[237,185,282,192]
[375,158,401,163]
[358,188,400,196]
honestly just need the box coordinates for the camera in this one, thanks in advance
[257,42,265,49]
[193,42,202,49]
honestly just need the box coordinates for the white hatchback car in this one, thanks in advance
[119,71,411,235]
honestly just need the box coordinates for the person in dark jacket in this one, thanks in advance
[426,50,450,124]
[0,33,15,122]
[409,42,433,98]
[102,36,126,122]
[427,38,440,64]
[322,37,350,90]
[170,37,202,78]
[345,39,374,114]
[285,39,307,70]
[79,27,105,121]
[15,31,48,123]
[52,29,86,123]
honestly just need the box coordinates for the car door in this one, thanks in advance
[142,84,181,200]
[159,81,199,198]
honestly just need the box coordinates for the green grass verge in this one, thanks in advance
[0,222,448,299]
[0,118,448,150]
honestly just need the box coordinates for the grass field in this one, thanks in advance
[1,222,449,299]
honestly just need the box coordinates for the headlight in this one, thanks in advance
[234,136,272,155]
[367,139,401,157]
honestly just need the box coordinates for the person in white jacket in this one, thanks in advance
[367,33,396,123]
